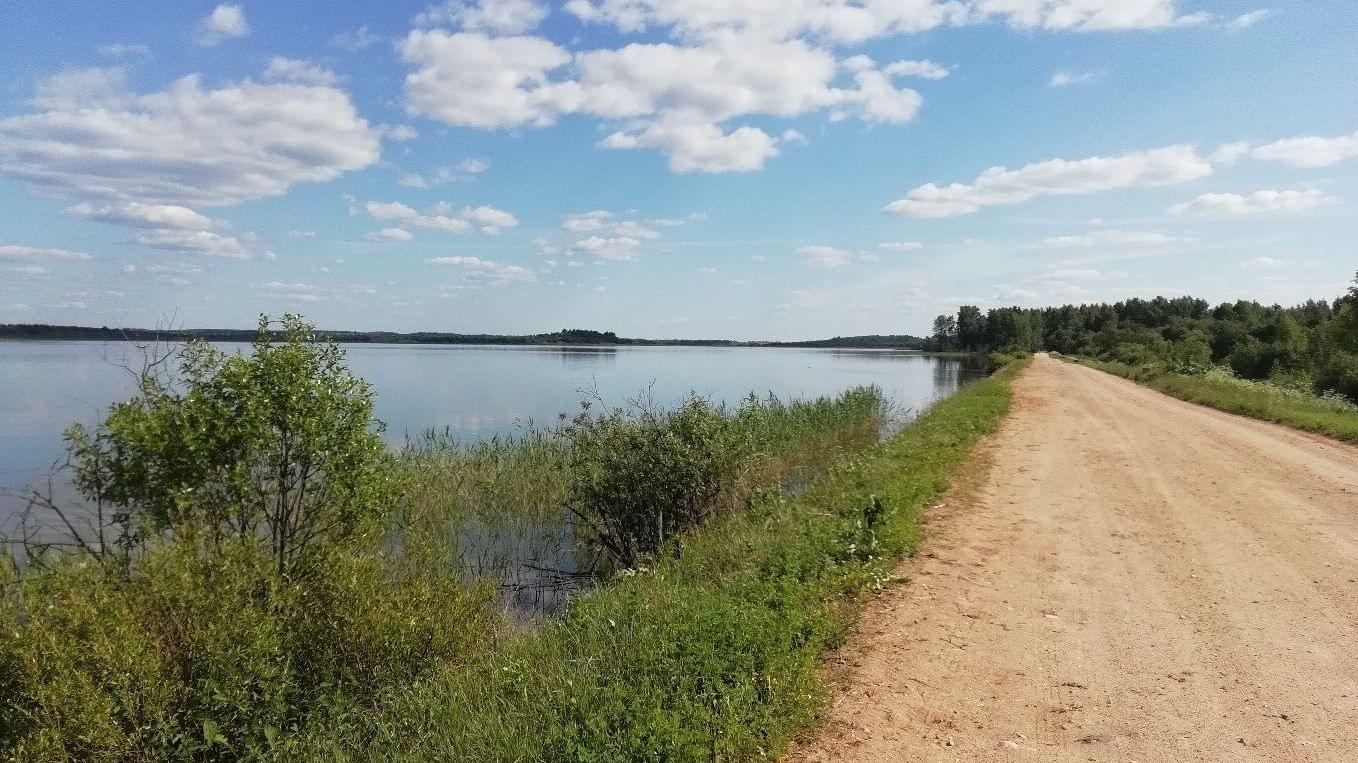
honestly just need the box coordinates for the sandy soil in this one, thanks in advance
[787,354,1358,762]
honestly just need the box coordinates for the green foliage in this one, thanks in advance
[562,388,887,569]
[62,314,401,578]
[952,273,1358,403]
[0,534,500,760]
[1075,358,1358,444]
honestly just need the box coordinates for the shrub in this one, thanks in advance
[62,314,401,578]
[563,396,752,569]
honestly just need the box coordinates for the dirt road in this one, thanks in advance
[788,355,1358,762]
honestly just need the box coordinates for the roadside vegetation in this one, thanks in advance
[0,315,1018,760]
[1064,356,1358,444]
[926,272,1358,438]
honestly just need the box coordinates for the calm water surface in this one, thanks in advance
[0,341,982,527]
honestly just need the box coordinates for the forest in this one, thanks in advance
[929,273,1358,402]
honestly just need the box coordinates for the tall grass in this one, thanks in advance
[1072,357,1358,444]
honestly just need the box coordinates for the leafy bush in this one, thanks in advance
[986,350,1030,373]
[61,315,401,578]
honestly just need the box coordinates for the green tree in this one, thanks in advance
[930,314,958,350]
[65,314,400,577]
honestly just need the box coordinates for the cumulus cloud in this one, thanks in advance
[1031,229,1188,248]
[196,5,249,46]
[0,244,92,261]
[797,245,852,268]
[134,229,259,259]
[884,145,1213,218]
[1169,189,1339,217]
[398,30,924,172]
[563,210,614,232]
[363,200,517,234]
[367,227,414,242]
[65,202,216,230]
[426,255,536,283]
[572,236,643,261]
[0,69,381,209]
[1249,129,1358,168]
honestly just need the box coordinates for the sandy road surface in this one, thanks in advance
[788,355,1358,762]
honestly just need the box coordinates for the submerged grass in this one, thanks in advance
[1071,356,1358,444]
[280,362,1022,760]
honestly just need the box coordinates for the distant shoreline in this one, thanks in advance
[0,324,941,351]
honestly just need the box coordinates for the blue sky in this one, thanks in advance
[0,0,1354,340]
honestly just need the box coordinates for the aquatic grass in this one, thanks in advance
[1072,357,1358,444]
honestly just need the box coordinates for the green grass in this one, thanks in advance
[281,361,1023,760]
[1070,356,1358,444]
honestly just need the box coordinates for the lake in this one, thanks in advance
[0,341,983,531]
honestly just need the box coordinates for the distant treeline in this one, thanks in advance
[0,323,930,350]
[928,272,1358,401]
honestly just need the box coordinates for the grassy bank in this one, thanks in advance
[288,360,1023,759]
[1,320,1020,760]
[1070,357,1358,444]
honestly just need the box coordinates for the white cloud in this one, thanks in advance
[1031,229,1187,248]
[135,229,257,259]
[572,235,643,261]
[367,227,415,242]
[426,255,536,283]
[698,266,718,274]
[1250,130,1358,168]
[601,115,781,173]
[366,201,418,221]
[65,202,216,230]
[1242,256,1286,270]
[564,0,1203,40]
[1169,189,1339,217]
[10,265,49,275]
[263,57,340,86]
[885,145,1212,218]
[1229,9,1269,29]
[196,5,249,46]
[882,59,950,79]
[879,241,923,251]
[563,210,614,232]
[458,204,520,234]
[797,245,852,268]
[399,173,430,188]
[398,30,925,172]
[416,0,548,34]
[0,244,92,261]
[262,282,325,302]
[0,70,381,208]
[1049,70,1100,87]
